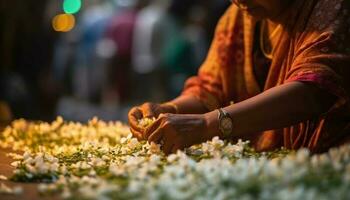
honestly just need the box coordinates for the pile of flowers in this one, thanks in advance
[0,117,350,199]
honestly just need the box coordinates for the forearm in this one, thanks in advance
[205,81,336,139]
[166,95,209,114]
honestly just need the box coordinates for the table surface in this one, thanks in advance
[0,124,60,200]
[0,149,61,200]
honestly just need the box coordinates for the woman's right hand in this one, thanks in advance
[128,102,177,140]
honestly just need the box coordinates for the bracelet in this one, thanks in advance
[163,102,179,114]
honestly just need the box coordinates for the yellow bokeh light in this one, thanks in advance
[52,14,75,32]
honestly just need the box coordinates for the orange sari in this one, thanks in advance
[181,0,350,153]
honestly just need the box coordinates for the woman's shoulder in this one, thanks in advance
[306,0,349,32]
[292,0,350,54]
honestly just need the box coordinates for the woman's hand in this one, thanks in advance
[144,113,216,155]
[128,102,177,140]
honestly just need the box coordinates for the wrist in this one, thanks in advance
[203,111,221,140]
[161,102,178,114]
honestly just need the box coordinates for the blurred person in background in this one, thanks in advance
[53,0,124,121]
[132,0,207,101]
[103,0,146,105]
[53,0,115,103]
[129,0,350,154]
[73,0,114,103]
[54,0,144,121]
[131,0,173,102]
[54,0,216,122]
[0,0,59,121]
[159,0,207,98]
[0,0,231,122]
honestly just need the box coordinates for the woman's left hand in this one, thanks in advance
[144,113,215,154]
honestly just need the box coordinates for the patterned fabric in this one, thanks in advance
[181,0,350,153]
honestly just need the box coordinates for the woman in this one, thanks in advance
[128,0,350,154]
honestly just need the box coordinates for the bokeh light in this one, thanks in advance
[52,14,75,32]
[63,0,82,14]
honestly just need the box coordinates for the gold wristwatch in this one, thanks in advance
[218,108,233,138]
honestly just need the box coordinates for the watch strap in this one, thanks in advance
[218,108,233,138]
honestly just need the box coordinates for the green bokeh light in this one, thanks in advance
[63,0,81,14]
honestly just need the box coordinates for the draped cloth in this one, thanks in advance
[181,0,350,153]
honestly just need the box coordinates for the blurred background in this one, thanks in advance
[0,0,230,123]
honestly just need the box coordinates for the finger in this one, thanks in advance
[147,113,170,141]
[130,127,143,140]
[161,128,175,155]
[128,107,143,132]
[142,103,156,118]
[148,126,164,144]
[171,144,182,154]
[163,141,174,155]
[144,117,163,139]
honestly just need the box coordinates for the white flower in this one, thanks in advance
[167,154,178,163]
[89,169,97,177]
[0,175,7,180]
[90,158,106,167]
[34,153,44,164]
[60,165,68,174]
[7,153,23,160]
[12,186,23,195]
[120,137,127,144]
[102,155,110,161]
[62,188,72,199]
[36,162,49,174]
[109,163,126,176]
[0,183,22,195]
[72,161,91,170]
[128,180,143,193]
[138,117,156,128]
[10,161,20,167]
[201,142,214,153]
[25,164,37,174]
[295,148,310,163]
[78,185,97,199]
[38,184,49,193]
[23,157,35,165]
[126,133,133,140]
[211,136,224,148]
[127,138,139,150]
[0,183,13,194]
[81,176,99,185]
[125,156,145,168]
[148,142,161,154]
[49,163,59,172]
[2,117,350,199]
[223,144,243,157]
[332,160,343,171]
[149,154,161,165]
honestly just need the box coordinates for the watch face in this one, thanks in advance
[221,117,233,131]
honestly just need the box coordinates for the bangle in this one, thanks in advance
[163,102,179,114]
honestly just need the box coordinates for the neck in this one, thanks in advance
[266,19,279,33]
[260,19,283,59]
[267,0,293,26]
